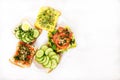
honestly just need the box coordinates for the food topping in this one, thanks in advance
[14,42,35,64]
[14,21,40,44]
[35,44,60,70]
[48,26,76,52]
[35,7,61,31]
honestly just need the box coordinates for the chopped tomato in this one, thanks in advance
[59,32,66,37]
[55,37,70,49]
[29,47,34,51]
[27,55,31,59]
[56,42,69,49]
[69,32,73,39]
[51,27,73,50]
[58,27,64,33]
[19,41,24,45]
[15,51,19,55]
[14,41,34,62]
[53,33,58,42]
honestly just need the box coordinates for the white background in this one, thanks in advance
[0,0,120,80]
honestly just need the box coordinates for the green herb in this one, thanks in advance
[14,56,19,60]
[52,44,56,50]
[52,30,57,34]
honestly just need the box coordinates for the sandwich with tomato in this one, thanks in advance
[48,26,76,53]
[9,41,35,68]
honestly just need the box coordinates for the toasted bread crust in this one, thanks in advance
[9,57,30,68]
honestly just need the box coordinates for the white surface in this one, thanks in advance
[0,0,120,80]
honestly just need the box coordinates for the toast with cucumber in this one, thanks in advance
[14,19,41,44]
[34,44,61,72]
[9,42,35,68]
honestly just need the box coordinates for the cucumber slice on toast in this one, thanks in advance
[35,56,44,63]
[36,50,44,58]
[41,45,48,51]
[21,33,28,43]
[48,52,56,57]
[50,59,58,69]
[24,34,31,42]
[45,48,53,56]
[33,29,39,38]
[43,56,49,66]
[44,60,52,68]
[21,22,30,31]
[40,56,47,64]
[29,35,35,40]
[15,30,20,39]
[51,55,60,63]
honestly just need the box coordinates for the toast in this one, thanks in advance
[48,26,76,53]
[14,19,41,44]
[9,41,35,68]
[35,6,61,32]
[34,44,62,73]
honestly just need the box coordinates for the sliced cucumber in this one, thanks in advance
[45,48,53,56]
[22,39,28,43]
[48,52,56,57]
[19,31,24,38]
[41,45,48,51]
[35,56,44,63]
[21,23,30,31]
[44,60,52,68]
[29,35,34,40]
[40,56,47,64]
[24,34,31,42]
[33,29,39,38]
[21,33,28,43]
[51,55,60,63]
[21,32,26,38]
[28,30,34,40]
[15,30,20,39]
[36,50,44,58]
[43,56,49,66]
[50,59,58,69]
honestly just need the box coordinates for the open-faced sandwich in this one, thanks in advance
[14,20,41,44]
[34,44,61,73]
[9,41,35,68]
[35,6,61,32]
[48,26,76,53]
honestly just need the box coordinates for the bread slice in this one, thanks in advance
[35,6,61,32]
[13,19,42,45]
[48,26,76,53]
[9,41,35,68]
